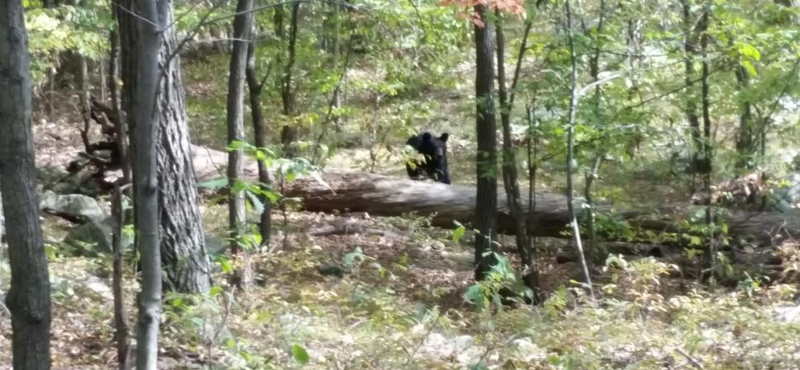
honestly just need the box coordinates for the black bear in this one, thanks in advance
[405,132,451,184]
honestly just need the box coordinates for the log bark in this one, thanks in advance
[191,147,800,247]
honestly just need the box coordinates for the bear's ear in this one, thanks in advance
[422,132,432,142]
[439,133,449,142]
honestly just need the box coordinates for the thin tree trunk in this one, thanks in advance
[109,11,131,185]
[699,5,715,280]
[735,64,755,170]
[111,184,131,370]
[130,0,162,367]
[80,55,91,145]
[495,12,539,300]
[246,31,273,248]
[584,156,604,263]
[682,0,703,188]
[332,4,342,129]
[473,3,498,281]
[584,0,608,263]
[565,0,595,300]
[44,0,57,119]
[100,59,107,102]
[280,3,301,157]
[0,3,52,368]
[227,0,255,288]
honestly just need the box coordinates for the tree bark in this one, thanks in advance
[0,3,52,369]
[246,30,273,248]
[227,0,255,288]
[118,0,211,294]
[472,4,498,281]
[129,0,162,367]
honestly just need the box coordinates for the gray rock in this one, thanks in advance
[767,173,800,212]
[63,215,133,257]
[82,276,113,300]
[775,304,800,323]
[418,333,483,365]
[40,190,108,222]
[205,234,226,256]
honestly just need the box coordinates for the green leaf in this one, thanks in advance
[452,224,465,243]
[209,286,223,298]
[738,43,761,61]
[197,177,228,190]
[740,60,757,77]
[245,190,264,214]
[291,344,310,364]
[344,248,364,266]
[218,257,233,274]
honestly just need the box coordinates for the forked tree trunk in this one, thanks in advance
[495,11,538,299]
[227,0,255,288]
[0,4,52,369]
[118,0,211,294]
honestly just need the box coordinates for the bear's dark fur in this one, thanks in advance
[405,132,450,184]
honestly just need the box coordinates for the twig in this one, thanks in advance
[312,40,354,164]
[402,321,437,365]
[675,348,705,370]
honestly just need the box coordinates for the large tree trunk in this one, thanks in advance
[472,4,499,281]
[0,3,52,369]
[118,0,211,294]
[227,0,255,288]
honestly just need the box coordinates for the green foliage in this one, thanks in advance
[290,343,310,364]
[25,1,112,83]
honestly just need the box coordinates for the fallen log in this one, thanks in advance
[191,145,800,246]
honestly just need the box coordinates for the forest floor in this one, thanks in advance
[1,64,799,370]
